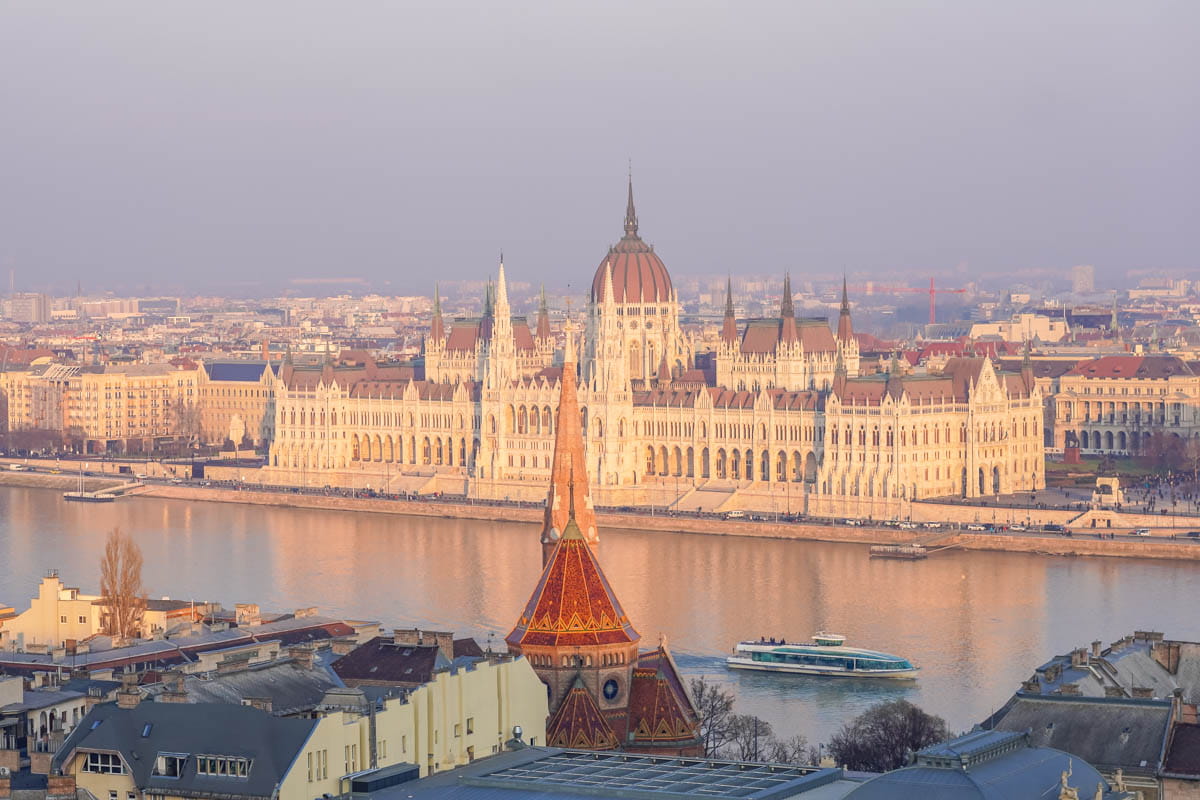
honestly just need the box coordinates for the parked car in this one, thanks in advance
[7,464,28,472]
[1131,528,1152,537]
[1043,524,1068,533]
[1010,524,1027,532]
[966,523,987,531]
[1186,531,1200,538]
[724,510,746,519]
[898,521,919,530]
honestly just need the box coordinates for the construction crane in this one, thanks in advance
[849,277,967,324]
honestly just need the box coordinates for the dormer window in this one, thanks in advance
[196,756,252,778]
[153,754,187,778]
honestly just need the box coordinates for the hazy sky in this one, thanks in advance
[2,1,1197,296]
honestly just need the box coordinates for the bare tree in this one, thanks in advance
[724,714,774,761]
[99,528,146,641]
[689,676,737,758]
[765,734,820,766]
[827,700,948,772]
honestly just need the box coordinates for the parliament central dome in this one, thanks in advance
[591,179,673,304]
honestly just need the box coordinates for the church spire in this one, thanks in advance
[536,285,551,341]
[721,277,738,344]
[540,318,597,565]
[779,272,798,344]
[837,275,854,343]
[624,172,638,238]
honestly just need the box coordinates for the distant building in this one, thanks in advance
[258,180,1046,515]
[812,356,1045,516]
[1072,264,1096,294]
[198,361,276,447]
[1051,355,1200,453]
[7,293,50,324]
[969,313,1069,343]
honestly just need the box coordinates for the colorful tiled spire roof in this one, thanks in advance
[546,678,619,750]
[507,499,639,648]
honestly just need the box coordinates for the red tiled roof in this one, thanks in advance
[506,523,639,649]
[546,681,619,750]
[627,645,700,747]
[1067,355,1193,379]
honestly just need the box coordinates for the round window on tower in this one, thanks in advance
[603,678,620,701]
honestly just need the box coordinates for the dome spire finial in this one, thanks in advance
[624,167,638,238]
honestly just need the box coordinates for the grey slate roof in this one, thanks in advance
[204,362,269,382]
[141,659,341,716]
[845,731,1126,800]
[54,702,316,800]
[987,695,1171,776]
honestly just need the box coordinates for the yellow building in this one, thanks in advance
[197,362,276,448]
[0,571,101,649]
[53,656,547,800]
[1052,355,1200,454]
[811,357,1045,518]
[0,362,202,454]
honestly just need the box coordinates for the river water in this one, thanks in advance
[1,486,1197,745]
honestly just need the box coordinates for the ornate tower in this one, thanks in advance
[540,322,598,564]
[507,480,640,730]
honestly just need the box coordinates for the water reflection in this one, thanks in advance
[0,486,1197,743]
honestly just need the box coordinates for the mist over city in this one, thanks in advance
[1,4,1198,800]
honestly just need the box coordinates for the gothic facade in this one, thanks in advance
[263,180,1045,514]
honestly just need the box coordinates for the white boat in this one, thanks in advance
[726,632,918,679]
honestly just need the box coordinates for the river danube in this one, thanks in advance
[2,486,1197,744]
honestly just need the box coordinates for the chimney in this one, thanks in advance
[1021,677,1041,693]
[116,673,142,709]
[1131,687,1154,699]
[1070,648,1087,668]
[1091,640,1102,659]
[0,772,9,800]
[1104,686,1125,697]
[45,774,76,800]
[287,645,315,671]
[1058,683,1082,696]
[331,638,357,656]
[1173,688,1185,722]
[160,670,188,703]
[243,697,273,713]
[261,339,269,361]
[84,686,105,711]
[293,607,317,619]
[234,604,261,626]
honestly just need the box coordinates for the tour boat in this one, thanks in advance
[726,632,918,678]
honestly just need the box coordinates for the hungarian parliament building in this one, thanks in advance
[265,183,1045,516]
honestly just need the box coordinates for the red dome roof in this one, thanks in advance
[590,179,673,304]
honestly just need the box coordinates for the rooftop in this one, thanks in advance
[369,747,853,800]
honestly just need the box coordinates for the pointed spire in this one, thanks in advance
[837,275,854,343]
[540,316,596,564]
[602,261,616,307]
[779,272,798,344]
[624,172,638,238]
[721,277,738,345]
[496,259,510,313]
[657,351,671,385]
[536,285,551,340]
